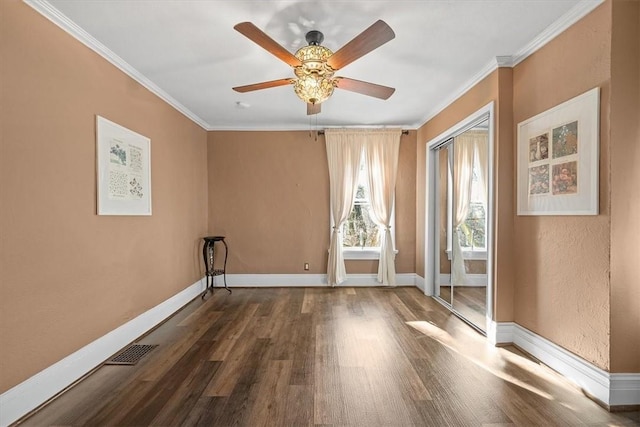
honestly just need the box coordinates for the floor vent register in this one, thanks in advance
[105,344,158,365]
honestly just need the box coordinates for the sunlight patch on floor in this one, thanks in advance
[406,320,555,401]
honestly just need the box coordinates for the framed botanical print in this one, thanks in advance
[517,87,599,215]
[96,116,152,215]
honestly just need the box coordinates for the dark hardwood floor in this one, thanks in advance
[17,287,639,426]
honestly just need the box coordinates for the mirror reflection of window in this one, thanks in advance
[460,153,486,251]
[431,115,490,333]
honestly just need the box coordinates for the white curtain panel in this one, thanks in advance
[325,129,363,286]
[474,133,489,208]
[364,129,402,285]
[451,133,475,286]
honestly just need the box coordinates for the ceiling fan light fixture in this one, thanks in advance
[294,45,333,72]
[293,73,335,105]
[292,43,336,105]
[233,20,396,113]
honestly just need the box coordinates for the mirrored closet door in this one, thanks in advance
[432,116,490,332]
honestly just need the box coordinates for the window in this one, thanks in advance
[343,158,379,248]
[341,155,395,260]
[459,163,486,252]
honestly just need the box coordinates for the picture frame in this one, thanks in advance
[517,87,599,215]
[96,116,152,215]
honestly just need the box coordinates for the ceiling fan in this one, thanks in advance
[232,20,396,115]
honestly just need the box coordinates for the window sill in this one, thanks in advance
[445,249,487,261]
[343,248,399,260]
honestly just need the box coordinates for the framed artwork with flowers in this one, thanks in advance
[517,87,599,215]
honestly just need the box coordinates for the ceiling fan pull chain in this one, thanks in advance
[315,112,319,141]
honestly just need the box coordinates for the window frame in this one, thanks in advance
[341,208,397,260]
[332,152,397,261]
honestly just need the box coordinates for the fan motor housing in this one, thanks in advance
[305,30,324,46]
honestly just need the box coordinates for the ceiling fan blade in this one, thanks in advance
[335,77,395,100]
[233,78,293,93]
[307,103,321,115]
[327,20,395,70]
[234,22,301,67]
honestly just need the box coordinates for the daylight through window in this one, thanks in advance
[342,157,380,249]
[459,153,486,251]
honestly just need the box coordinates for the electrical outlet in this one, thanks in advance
[304,262,309,271]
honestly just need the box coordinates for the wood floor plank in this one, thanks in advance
[289,311,315,385]
[116,339,218,426]
[283,384,314,426]
[300,287,316,314]
[203,334,260,396]
[212,338,271,426]
[139,309,223,382]
[243,359,293,426]
[80,372,156,426]
[209,302,259,361]
[18,287,640,427]
[148,359,222,426]
[338,366,383,426]
[181,396,228,427]
[313,322,347,425]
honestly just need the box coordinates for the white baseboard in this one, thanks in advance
[216,273,420,287]
[415,275,427,293]
[610,374,640,406]
[0,278,206,427]
[488,321,640,407]
[487,320,516,346]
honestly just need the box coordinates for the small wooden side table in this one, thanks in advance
[201,236,231,299]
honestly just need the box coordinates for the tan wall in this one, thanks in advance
[493,68,516,322]
[207,130,416,276]
[0,0,209,393]
[609,0,640,373]
[393,130,418,274]
[512,2,612,370]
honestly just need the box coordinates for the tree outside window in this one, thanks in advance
[459,165,486,250]
[342,158,380,249]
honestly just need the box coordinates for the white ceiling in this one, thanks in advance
[28,0,603,130]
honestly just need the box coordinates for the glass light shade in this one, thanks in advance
[294,45,333,71]
[293,74,335,104]
[293,44,335,104]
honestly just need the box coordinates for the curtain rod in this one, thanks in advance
[316,129,409,136]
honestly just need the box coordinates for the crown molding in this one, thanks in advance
[23,0,211,130]
[415,0,604,129]
[510,0,605,66]
[495,55,514,67]
[206,124,415,132]
[414,56,503,128]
